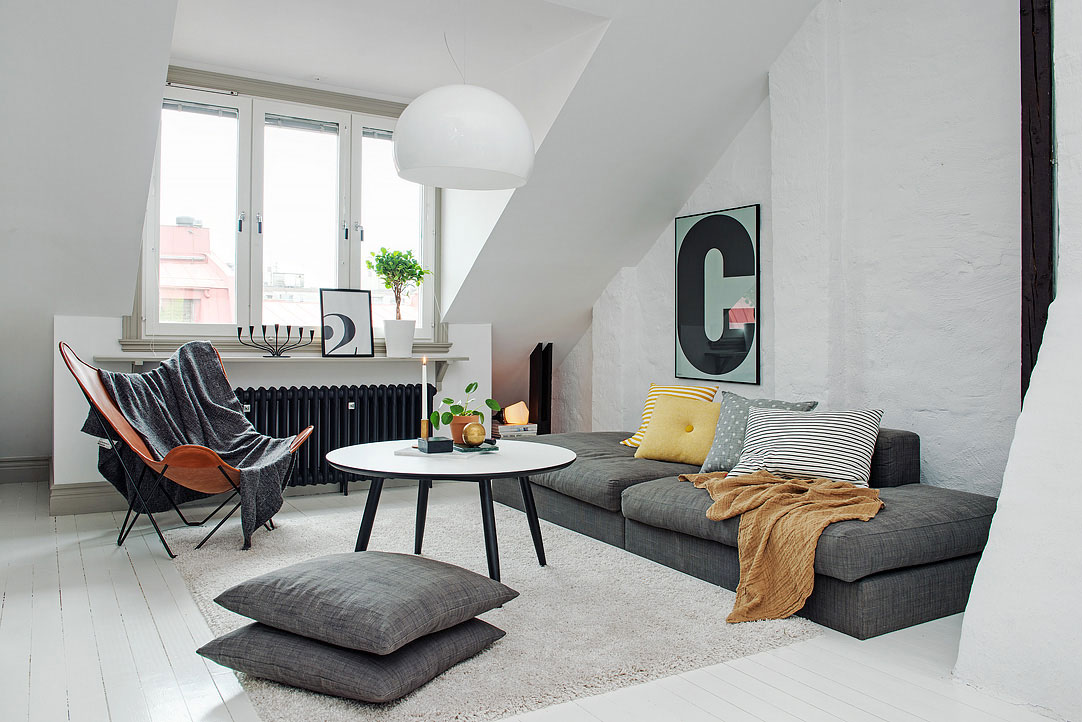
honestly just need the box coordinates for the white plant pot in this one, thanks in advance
[383,319,416,358]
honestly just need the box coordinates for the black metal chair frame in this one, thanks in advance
[86,397,295,559]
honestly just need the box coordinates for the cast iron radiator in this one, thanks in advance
[233,384,435,493]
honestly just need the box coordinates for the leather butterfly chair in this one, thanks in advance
[59,342,314,558]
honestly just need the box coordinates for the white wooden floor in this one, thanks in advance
[0,481,1055,722]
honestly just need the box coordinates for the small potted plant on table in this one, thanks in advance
[367,247,431,357]
[431,382,501,444]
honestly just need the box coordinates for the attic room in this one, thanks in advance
[1,0,1078,720]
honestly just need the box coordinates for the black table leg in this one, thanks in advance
[519,476,546,566]
[415,478,431,554]
[354,477,385,552]
[478,478,500,581]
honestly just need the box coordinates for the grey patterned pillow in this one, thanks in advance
[214,551,518,655]
[198,618,504,703]
[699,391,818,472]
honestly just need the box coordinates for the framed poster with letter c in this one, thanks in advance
[674,204,760,384]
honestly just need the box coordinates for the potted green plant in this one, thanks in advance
[366,247,431,357]
[431,382,501,443]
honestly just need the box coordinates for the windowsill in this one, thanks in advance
[117,336,450,355]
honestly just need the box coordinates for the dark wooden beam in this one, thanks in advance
[1020,0,1055,401]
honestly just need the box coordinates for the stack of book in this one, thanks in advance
[496,423,538,438]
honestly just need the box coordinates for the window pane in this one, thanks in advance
[158,102,239,324]
[360,131,424,325]
[261,114,340,327]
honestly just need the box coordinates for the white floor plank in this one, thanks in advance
[678,667,805,722]
[123,525,233,722]
[28,515,69,722]
[501,699,603,721]
[654,674,766,722]
[55,514,112,722]
[575,676,725,722]
[772,641,993,722]
[725,655,889,722]
[803,633,1052,722]
[74,512,155,722]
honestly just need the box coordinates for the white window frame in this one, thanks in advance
[144,87,253,338]
[350,112,437,342]
[141,87,436,342]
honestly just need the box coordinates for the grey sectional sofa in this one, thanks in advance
[492,430,997,639]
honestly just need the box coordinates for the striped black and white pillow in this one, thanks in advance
[728,408,884,486]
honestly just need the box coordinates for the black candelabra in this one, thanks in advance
[237,325,315,357]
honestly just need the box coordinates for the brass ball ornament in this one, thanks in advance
[461,422,487,447]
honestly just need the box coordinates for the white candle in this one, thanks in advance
[421,356,428,420]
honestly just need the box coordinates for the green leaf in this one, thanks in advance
[441,398,455,405]
[465,382,478,394]
[441,412,453,425]
[484,398,501,411]
[429,411,441,429]
[450,404,464,415]
[475,411,484,423]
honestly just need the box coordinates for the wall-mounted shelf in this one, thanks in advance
[94,353,467,382]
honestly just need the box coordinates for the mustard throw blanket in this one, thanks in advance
[679,470,883,623]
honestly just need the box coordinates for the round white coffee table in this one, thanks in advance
[326,439,576,581]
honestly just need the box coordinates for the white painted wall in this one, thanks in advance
[440,22,607,317]
[444,0,820,407]
[53,316,493,486]
[772,0,1019,495]
[583,99,775,433]
[556,0,1020,496]
[0,0,178,466]
[954,2,1082,718]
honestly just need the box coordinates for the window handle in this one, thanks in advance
[237,211,246,232]
[353,222,363,242]
[343,221,348,240]
[256,213,263,234]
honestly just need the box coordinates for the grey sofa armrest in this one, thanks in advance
[869,428,920,488]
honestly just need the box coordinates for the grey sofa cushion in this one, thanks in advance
[621,478,996,582]
[519,432,698,511]
[868,428,921,488]
[198,619,504,703]
[214,551,518,655]
[700,391,818,473]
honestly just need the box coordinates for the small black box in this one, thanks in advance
[418,436,453,453]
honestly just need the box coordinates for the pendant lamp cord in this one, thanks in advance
[443,32,465,83]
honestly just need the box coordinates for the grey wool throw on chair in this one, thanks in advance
[81,341,294,548]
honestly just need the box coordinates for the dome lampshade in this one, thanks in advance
[393,84,535,190]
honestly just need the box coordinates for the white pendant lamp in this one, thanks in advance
[393,84,534,190]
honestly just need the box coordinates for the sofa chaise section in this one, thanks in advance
[621,476,996,638]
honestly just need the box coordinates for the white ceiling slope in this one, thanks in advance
[442,0,820,405]
[171,0,605,102]
[0,0,178,458]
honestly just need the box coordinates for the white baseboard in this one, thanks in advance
[0,456,50,484]
[48,477,413,516]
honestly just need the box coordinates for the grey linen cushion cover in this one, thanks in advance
[198,618,505,703]
[699,391,818,472]
[214,551,518,655]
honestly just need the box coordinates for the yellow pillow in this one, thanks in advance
[634,394,721,466]
[621,383,717,447]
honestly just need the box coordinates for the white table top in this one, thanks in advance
[326,439,577,480]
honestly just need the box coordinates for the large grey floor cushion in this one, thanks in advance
[201,551,516,702]
[214,551,517,654]
[199,619,505,703]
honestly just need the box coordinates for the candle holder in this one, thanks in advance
[237,325,315,358]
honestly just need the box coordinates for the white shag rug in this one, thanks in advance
[166,489,821,721]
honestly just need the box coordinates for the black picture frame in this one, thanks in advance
[319,288,375,357]
[674,203,761,385]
